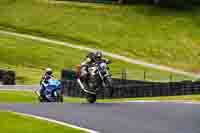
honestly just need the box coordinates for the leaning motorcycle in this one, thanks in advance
[36,79,64,103]
[77,61,113,103]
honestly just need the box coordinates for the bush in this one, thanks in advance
[155,0,200,7]
[2,71,16,85]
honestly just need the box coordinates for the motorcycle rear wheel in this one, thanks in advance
[86,93,96,103]
[57,96,64,103]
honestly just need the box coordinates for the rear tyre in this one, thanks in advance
[58,96,64,103]
[86,93,96,103]
[54,90,63,103]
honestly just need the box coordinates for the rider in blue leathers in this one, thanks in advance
[36,68,53,97]
[42,78,62,102]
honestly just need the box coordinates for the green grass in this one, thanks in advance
[0,0,200,72]
[0,33,193,84]
[99,94,200,102]
[1,90,200,103]
[0,90,86,103]
[0,91,37,103]
[126,95,200,102]
[0,111,85,133]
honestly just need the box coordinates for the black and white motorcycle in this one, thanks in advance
[77,61,113,103]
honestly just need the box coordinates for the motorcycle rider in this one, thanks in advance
[79,51,111,82]
[40,68,53,84]
[36,68,54,97]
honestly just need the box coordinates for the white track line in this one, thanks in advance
[13,112,99,133]
[0,30,199,78]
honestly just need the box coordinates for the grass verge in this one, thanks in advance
[0,111,86,133]
[1,90,200,103]
[0,33,193,84]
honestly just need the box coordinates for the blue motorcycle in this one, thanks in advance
[38,79,64,102]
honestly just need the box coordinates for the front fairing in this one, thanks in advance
[42,79,61,93]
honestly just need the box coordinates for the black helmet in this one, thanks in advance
[95,51,103,58]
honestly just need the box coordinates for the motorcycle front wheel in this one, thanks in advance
[38,96,48,103]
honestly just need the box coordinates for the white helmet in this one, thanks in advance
[45,68,52,75]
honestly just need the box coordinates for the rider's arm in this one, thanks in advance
[81,58,91,67]
[40,75,45,85]
[103,59,111,64]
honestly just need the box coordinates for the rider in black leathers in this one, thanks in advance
[79,51,111,82]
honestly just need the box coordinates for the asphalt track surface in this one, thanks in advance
[0,102,200,133]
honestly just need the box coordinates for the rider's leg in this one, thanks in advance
[38,85,46,98]
[80,66,88,81]
[77,66,88,90]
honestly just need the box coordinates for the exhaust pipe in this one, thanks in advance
[77,78,85,90]
[76,78,96,95]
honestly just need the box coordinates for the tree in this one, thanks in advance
[118,0,124,4]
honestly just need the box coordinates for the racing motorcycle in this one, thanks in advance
[36,79,64,102]
[77,61,113,103]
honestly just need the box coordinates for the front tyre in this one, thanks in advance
[38,96,46,103]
